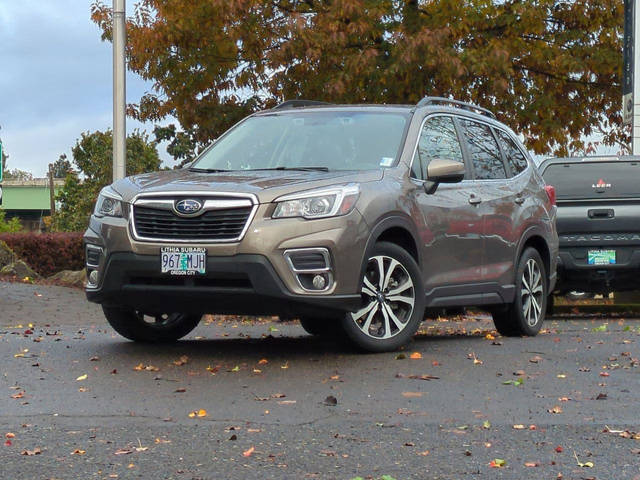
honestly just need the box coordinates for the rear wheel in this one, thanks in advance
[492,247,547,337]
[340,242,425,352]
[103,306,202,342]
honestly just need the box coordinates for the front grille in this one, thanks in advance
[133,205,253,241]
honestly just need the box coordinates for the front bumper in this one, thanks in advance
[86,252,361,316]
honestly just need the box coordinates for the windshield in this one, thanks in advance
[191,111,410,171]
[542,161,640,199]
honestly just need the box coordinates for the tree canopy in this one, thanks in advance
[54,130,161,232]
[91,0,625,156]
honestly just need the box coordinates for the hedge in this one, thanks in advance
[0,232,84,277]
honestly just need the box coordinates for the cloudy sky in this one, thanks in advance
[0,1,173,177]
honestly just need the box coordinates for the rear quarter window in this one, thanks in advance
[541,161,640,199]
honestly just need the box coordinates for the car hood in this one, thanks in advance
[111,169,383,204]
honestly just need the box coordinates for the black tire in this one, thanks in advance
[102,306,202,342]
[492,247,547,337]
[340,241,425,352]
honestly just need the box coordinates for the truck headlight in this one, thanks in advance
[94,186,124,218]
[272,184,360,219]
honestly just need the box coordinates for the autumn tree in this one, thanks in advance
[91,0,625,156]
[54,130,161,232]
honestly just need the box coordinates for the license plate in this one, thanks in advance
[160,247,206,275]
[588,249,616,265]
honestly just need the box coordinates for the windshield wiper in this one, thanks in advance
[245,166,330,172]
[189,167,231,173]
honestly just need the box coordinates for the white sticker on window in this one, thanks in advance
[380,157,394,167]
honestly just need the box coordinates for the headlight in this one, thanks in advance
[272,184,360,219]
[94,187,124,218]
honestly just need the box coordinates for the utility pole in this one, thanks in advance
[48,164,55,216]
[113,0,126,181]
[624,0,640,153]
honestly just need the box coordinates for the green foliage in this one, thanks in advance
[52,154,72,178]
[53,130,161,232]
[0,209,22,233]
[91,0,625,156]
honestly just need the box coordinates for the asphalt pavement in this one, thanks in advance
[1,281,640,480]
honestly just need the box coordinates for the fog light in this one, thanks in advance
[88,269,99,286]
[312,274,326,290]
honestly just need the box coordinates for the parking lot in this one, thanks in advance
[1,281,639,479]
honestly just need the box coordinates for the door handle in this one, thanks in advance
[515,195,525,205]
[468,195,482,205]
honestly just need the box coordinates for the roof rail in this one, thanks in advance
[273,100,331,110]
[416,96,496,119]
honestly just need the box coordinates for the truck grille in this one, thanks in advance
[132,205,253,241]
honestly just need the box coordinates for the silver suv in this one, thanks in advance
[84,97,558,352]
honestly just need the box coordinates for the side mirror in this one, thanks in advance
[423,159,465,194]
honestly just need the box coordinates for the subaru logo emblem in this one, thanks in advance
[174,199,203,216]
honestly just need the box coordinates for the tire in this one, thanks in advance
[340,241,425,352]
[492,247,547,337]
[299,317,343,337]
[102,306,202,342]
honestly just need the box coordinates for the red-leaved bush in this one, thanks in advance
[0,233,84,277]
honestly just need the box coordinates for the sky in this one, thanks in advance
[0,0,174,178]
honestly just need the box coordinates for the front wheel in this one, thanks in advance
[492,247,547,337]
[102,306,202,342]
[340,242,425,352]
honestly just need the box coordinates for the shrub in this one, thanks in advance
[0,232,84,277]
[0,209,21,233]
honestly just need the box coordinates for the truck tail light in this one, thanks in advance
[544,185,556,206]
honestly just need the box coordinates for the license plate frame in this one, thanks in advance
[588,249,616,265]
[160,247,207,275]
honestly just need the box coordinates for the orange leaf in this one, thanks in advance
[243,446,255,457]
[258,359,268,365]
[409,352,422,359]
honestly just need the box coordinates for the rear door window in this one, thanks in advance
[460,119,506,180]
[411,115,465,180]
[496,130,528,176]
[541,161,640,199]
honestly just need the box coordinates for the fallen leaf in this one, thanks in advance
[513,424,525,430]
[5,433,15,439]
[482,420,491,429]
[278,400,296,405]
[230,366,240,372]
[173,355,189,366]
[133,363,159,372]
[573,450,594,468]
[600,371,610,377]
[417,450,430,456]
[154,438,171,444]
[529,355,543,363]
[188,409,207,418]
[89,356,100,362]
[409,352,422,359]
[174,388,186,393]
[402,392,423,398]
[485,333,495,340]
[258,358,268,365]
[114,448,133,455]
[555,446,564,453]
[21,447,41,456]
[548,406,563,414]
[395,353,406,360]
[396,373,439,381]
[4,440,11,447]
[71,449,86,455]
[524,462,539,467]
[75,374,88,381]
[323,395,338,406]
[595,393,607,400]
[10,392,24,399]
[489,458,506,468]
[243,446,255,457]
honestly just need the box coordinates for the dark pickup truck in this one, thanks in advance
[539,156,640,295]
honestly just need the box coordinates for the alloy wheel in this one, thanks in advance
[521,258,544,327]
[351,255,415,339]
